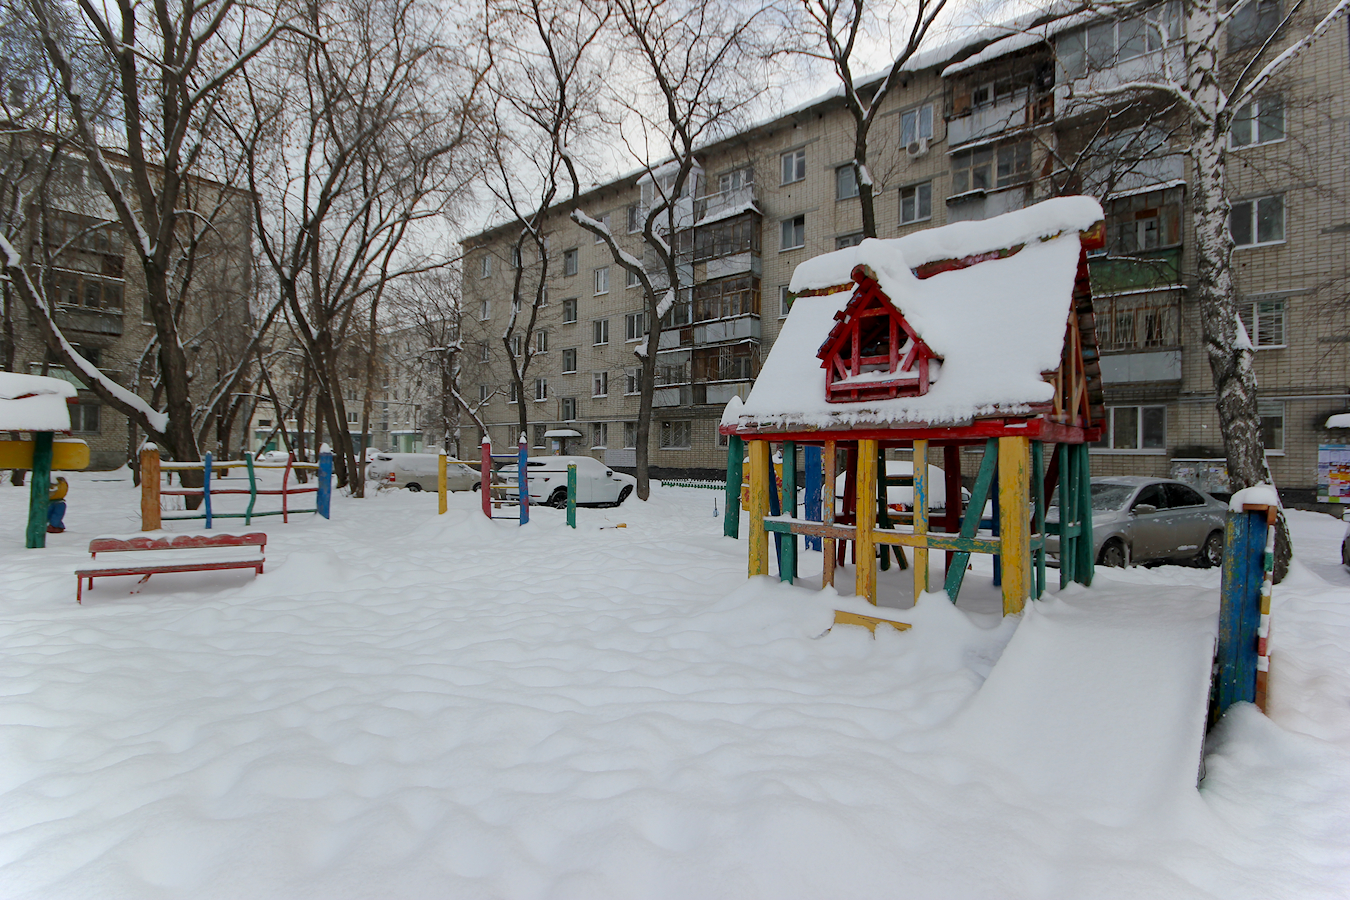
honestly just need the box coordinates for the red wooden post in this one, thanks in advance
[481,438,492,519]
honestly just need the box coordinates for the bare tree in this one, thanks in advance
[569,0,765,499]
[231,0,487,494]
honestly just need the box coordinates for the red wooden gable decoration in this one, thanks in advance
[816,265,941,404]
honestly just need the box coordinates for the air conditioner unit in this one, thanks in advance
[906,137,930,159]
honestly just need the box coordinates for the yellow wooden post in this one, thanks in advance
[855,438,878,603]
[140,446,161,531]
[822,439,837,588]
[747,439,771,577]
[998,435,1031,615]
[912,439,929,598]
[438,450,448,515]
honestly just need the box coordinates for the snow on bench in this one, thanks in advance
[75,532,267,604]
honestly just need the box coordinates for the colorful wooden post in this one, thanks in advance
[317,447,333,519]
[724,434,743,538]
[943,444,962,574]
[481,438,492,519]
[438,450,448,515]
[780,440,797,583]
[912,439,929,597]
[1216,505,1274,720]
[141,445,161,531]
[803,445,822,551]
[1031,440,1046,599]
[203,452,214,530]
[567,464,577,528]
[855,438,878,603]
[823,439,837,588]
[25,431,53,549]
[1074,443,1094,585]
[517,435,529,525]
[244,452,258,525]
[997,435,1030,615]
[747,439,771,577]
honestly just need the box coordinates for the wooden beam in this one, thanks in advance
[999,435,1031,615]
[763,519,1001,555]
[832,610,912,633]
[913,439,929,598]
[944,439,998,601]
[141,447,161,532]
[0,439,90,470]
[25,432,53,549]
[724,435,743,538]
[781,441,797,584]
[747,440,771,577]
[855,438,878,603]
[823,439,837,588]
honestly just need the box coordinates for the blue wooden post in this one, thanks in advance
[317,448,333,519]
[1216,508,1267,718]
[25,431,53,549]
[203,452,214,530]
[517,435,529,525]
[781,441,797,583]
[803,445,822,551]
[567,464,577,528]
[724,434,743,539]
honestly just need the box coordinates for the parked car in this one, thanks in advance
[1047,476,1228,568]
[366,453,480,492]
[1341,512,1350,569]
[497,456,636,508]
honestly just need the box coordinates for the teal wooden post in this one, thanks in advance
[1059,442,1074,589]
[244,452,257,525]
[781,441,797,583]
[203,452,213,530]
[567,464,577,528]
[1216,509,1267,718]
[803,445,822,551]
[25,432,54,549]
[724,435,743,538]
[1075,443,1094,585]
[317,448,333,518]
[944,438,999,601]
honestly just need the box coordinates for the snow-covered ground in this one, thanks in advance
[2,470,1349,898]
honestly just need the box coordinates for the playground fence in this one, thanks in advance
[140,445,333,531]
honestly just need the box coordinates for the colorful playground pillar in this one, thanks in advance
[723,434,743,539]
[438,450,448,515]
[803,445,822,551]
[24,432,53,549]
[567,464,577,528]
[517,434,529,525]
[141,445,161,531]
[1217,503,1277,719]
[317,446,333,519]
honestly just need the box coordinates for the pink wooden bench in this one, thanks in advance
[75,533,267,604]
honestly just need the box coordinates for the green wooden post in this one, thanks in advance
[1059,442,1074,588]
[1075,443,1094,585]
[567,464,577,528]
[25,432,54,549]
[724,435,743,538]
[944,438,999,601]
[1032,440,1045,599]
[781,441,797,583]
[244,451,258,525]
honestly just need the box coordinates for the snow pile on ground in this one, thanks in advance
[2,472,1350,898]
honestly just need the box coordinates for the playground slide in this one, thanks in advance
[948,587,1219,824]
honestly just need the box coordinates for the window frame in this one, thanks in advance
[1241,297,1288,348]
[591,421,608,449]
[625,367,641,395]
[479,255,492,279]
[593,318,610,346]
[660,420,692,449]
[780,215,805,251]
[479,299,490,321]
[900,104,935,146]
[779,285,793,319]
[594,214,610,243]
[1259,399,1285,454]
[1092,404,1168,453]
[780,148,806,185]
[594,266,610,295]
[70,401,100,433]
[625,311,647,342]
[533,377,548,402]
[900,182,933,224]
[562,298,578,324]
[835,164,860,200]
[563,248,578,276]
[1230,95,1285,148]
[561,348,578,373]
[561,397,577,421]
[592,370,608,397]
[1230,194,1286,247]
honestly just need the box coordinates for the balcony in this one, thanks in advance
[55,305,124,336]
[694,314,760,346]
[948,95,1030,148]
[1094,290,1183,384]
[693,184,757,224]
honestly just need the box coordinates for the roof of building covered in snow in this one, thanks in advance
[723,197,1104,433]
[0,372,76,432]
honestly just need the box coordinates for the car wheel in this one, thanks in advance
[406,483,422,492]
[548,487,569,509]
[472,482,481,492]
[1199,531,1224,568]
[616,485,633,506]
[1098,539,1128,568]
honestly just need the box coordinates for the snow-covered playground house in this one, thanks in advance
[720,197,1107,625]
[0,372,90,549]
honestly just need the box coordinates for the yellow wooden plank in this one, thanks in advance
[912,439,928,598]
[855,438,878,604]
[140,447,161,532]
[998,436,1031,616]
[747,440,771,577]
[832,609,912,633]
[0,439,90,470]
[438,452,448,515]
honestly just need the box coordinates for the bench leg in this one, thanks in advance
[129,573,152,595]
[77,576,83,605]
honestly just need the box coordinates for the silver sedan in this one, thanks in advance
[1047,476,1228,568]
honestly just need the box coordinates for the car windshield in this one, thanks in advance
[1048,483,1137,512]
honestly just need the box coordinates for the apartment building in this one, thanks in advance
[462,1,1350,497]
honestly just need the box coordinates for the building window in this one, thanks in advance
[563,248,578,276]
[660,420,691,449]
[562,397,577,420]
[509,382,519,404]
[535,330,549,352]
[592,422,608,448]
[627,204,642,233]
[594,267,609,295]
[835,164,859,200]
[900,182,933,224]
[479,255,492,278]
[594,214,610,242]
[562,348,577,373]
[625,311,647,341]
[1229,0,1280,52]
[479,384,490,403]
[510,245,522,268]
[781,148,806,184]
[258,419,272,428]
[1106,187,1183,254]
[479,342,490,363]
[719,166,753,193]
[779,285,793,318]
[533,424,547,448]
[593,371,608,397]
[900,104,934,145]
[562,298,578,323]
[1231,95,1285,147]
[995,141,1031,188]
[1241,298,1287,347]
[510,334,523,356]
[626,267,641,289]
[626,367,641,394]
[1094,405,1166,451]
[1230,195,1285,246]
[836,232,864,249]
[1060,4,1181,80]
[950,142,1030,194]
[624,421,638,448]
[781,215,805,251]
[534,377,547,401]
[593,318,609,345]
[479,299,490,320]
[1260,400,1284,452]
[70,401,99,433]
[717,429,729,447]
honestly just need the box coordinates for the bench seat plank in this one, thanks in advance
[76,532,266,604]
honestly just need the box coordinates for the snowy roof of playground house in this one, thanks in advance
[0,372,75,432]
[723,197,1104,433]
